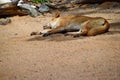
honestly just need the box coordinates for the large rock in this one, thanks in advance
[38,4,50,13]
[18,3,38,17]
[0,2,28,17]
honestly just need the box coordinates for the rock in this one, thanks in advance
[17,3,38,17]
[38,4,50,13]
[0,0,38,17]
[0,0,11,4]
[64,3,74,8]
[11,0,19,5]
[50,0,66,3]
[80,4,92,8]
[71,0,120,4]
[0,17,11,25]
[0,2,28,17]
[98,2,120,9]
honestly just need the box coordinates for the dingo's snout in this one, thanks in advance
[43,24,52,29]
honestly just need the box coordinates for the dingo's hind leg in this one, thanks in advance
[86,18,110,36]
[87,21,110,36]
[65,29,88,37]
[65,31,81,37]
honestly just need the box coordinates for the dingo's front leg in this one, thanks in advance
[30,29,50,36]
[65,31,81,37]
[30,32,41,36]
[30,27,62,37]
[42,26,64,37]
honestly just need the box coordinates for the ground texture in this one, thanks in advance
[0,8,120,80]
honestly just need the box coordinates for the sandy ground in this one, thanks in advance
[0,8,120,80]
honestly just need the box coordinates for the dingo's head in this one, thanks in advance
[43,10,60,29]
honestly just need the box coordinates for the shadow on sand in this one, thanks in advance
[27,33,86,41]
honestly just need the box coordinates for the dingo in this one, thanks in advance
[31,11,110,37]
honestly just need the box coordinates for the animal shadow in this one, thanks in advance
[27,33,85,41]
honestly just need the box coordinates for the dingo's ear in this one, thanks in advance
[55,10,60,18]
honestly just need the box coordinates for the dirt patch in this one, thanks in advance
[0,8,120,80]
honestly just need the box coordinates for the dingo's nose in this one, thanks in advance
[43,24,51,29]
[43,25,47,29]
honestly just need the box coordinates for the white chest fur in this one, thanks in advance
[51,18,60,28]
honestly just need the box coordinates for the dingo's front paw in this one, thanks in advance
[42,32,50,37]
[30,32,37,36]
[73,34,80,38]
[30,32,42,36]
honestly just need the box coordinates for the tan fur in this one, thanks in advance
[31,11,110,37]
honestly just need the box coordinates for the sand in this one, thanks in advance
[0,8,120,80]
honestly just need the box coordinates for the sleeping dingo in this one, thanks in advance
[31,11,110,37]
